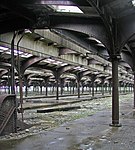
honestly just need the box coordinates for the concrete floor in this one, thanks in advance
[0,94,135,150]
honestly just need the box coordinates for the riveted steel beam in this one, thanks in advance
[49,16,111,51]
[86,0,112,33]
[121,51,133,70]
[21,56,45,74]
[58,65,75,76]
[118,14,135,51]
[0,32,110,73]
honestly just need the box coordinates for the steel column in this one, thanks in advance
[40,81,43,95]
[72,81,75,94]
[110,58,121,127]
[11,32,16,94]
[56,77,59,100]
[60,79,64,95]
[91,76,95,97]
[45,83,48,96]
[77,75,81,98]
[11,32,17,133]
[101,83,104,95]
[7,70,11,94]
[134,74,135,108]
[54,70,60,100]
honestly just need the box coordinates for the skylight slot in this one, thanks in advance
[21,53,33,58]
[0,46,8,51]
[52,5,83,13]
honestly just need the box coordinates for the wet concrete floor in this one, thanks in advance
[0,94,135,150]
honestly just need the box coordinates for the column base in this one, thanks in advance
[109,123,122,127]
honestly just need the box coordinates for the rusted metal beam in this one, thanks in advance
[21,56,45,74]
[49,15,111,51]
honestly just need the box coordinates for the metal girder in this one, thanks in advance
[81,71,92,77]
[118,14,135,51]
[53,65,74,78]
[98,76,106,83]
[21,56,45,74]
[33,64,57,73]
[49,15,111,51]
[86,0,111,24]
[0,70,8,78]
[88,58,102,65]
[100,0,116,6]
[119,61,131,69]
[121,51,133,70]
[86,0,113,43]
[0,62,11,69]
[59,48,77,56]
[129,42,135,48]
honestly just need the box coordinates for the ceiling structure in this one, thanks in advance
[0,0,135,64]
[0,0,135,129]
[0,0,135,87]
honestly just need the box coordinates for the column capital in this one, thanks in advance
[109,54,121,61]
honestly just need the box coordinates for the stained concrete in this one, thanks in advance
[0,94,135,150]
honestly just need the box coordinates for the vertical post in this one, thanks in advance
[89,82,91,94]
[19,75,24,129]
[60,79,64,95]
[110,57,121,127]
[40,81,43,95]
[95,83,97,93]
[67,82,69,93]
[23,75,29,97]
[82,82,84,94]
[11,32,17,133]
[11,33,16,94]
[54,70,60,100]
[56,77,59,100]
[25,80,28,97]
[129,84,131,93]
[123,83,126,93]
[101,80,105,96]
[92,81,94,97]
[109,79,112,94]
[52,83,55,94]
[19,76,23,105]
[119,82,121,93]
[45,82,48,96]
[91,75,96,97]
[134,73,135,108]
[8,70,11,94]
[69,82,72,94]
[73,81,75,94]
[44,77,49,96]
[77,74,81,98]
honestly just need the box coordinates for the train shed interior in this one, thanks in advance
[0,0,135,149]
